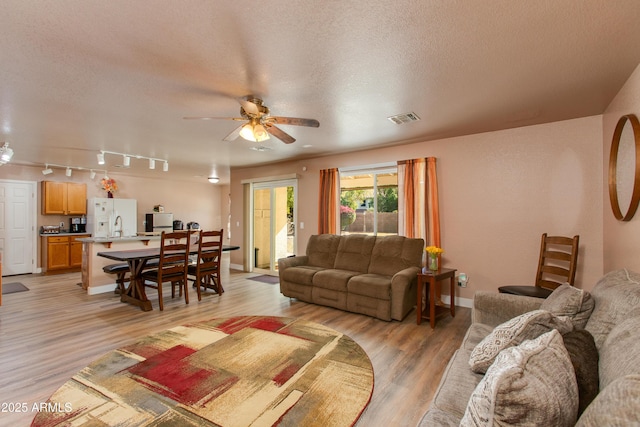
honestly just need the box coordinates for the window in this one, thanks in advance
[339,166,398,236]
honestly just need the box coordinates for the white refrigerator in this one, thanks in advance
[87,198,137,238]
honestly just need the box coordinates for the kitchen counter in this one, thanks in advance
[40,232,93,237]
[77,235,160,244]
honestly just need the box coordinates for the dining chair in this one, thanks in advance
[498,233,580,298]
[188,229,224,300]
[141,230,191,310]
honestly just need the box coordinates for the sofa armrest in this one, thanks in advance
[277,255,309,272]
[390,266,421,321]
[472,291,544,327]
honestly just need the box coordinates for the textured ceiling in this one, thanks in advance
[2,0,640,184]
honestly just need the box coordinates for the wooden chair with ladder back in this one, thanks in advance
[188,229,224,300]
[141,230,191,310]
[498,233,580,298]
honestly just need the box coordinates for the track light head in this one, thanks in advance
[65,167,72,177]
[149,158,155,169]
[90,170,96,179]
[162,161,169,172]
[97,152,105,165]
[42,165,53,175]
[123,155,130,167]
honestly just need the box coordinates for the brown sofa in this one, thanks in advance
[278,234,424,321]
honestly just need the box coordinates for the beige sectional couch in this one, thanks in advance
[278,234,424,321]
[420,269,640,426]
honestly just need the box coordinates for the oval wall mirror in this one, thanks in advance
[609,114,640,221]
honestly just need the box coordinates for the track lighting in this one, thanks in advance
[0,142,14,165]
[41,163,107,178]
[97,150,167,172]
[208,176,220,184]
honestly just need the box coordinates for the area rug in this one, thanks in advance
[247,274,280,285]
[1,282,29,294]
[31,316,374,427]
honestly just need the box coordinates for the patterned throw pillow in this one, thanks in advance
[461,330,579,427]
[469,309,574,374]
[540,284,594,329]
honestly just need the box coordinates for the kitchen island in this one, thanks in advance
[79,236,162,295]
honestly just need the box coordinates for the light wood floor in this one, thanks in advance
[0,261,470,426]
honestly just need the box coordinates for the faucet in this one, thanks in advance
[114,215,122,237]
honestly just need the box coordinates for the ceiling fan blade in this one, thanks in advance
[183,116,245,121]
[223,124,244,141]
[266,125,296,144]
[239,98,260,116]
[270,117,320,127]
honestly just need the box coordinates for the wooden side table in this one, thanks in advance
[417,267,457,328]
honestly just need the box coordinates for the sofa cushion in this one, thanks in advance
[333,234,376,273]
[575,374,640,427]
[306,234,341,268]
[461,330,579,427]
[561,329,599,416]
[598,306,640,390]
[469,309,574,374]
[540,283,595,329]
[312,269,360,292]
[368,235,424,276]
[429,349,484,420]
[462,323,494,352]
[281,265,325,286]
[347,274,392,300]
[585,269,640,350]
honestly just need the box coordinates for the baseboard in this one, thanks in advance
[87,283,118,295]
[229,263,244,271]
[442,294,473,309]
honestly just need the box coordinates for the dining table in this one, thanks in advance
[98,244,240,311]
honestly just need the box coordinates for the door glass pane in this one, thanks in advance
[253,188,271,269]
[376,173,398,236]
[273,186,291,270]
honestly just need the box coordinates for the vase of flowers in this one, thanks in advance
[101,178,118,198]
[425,246,444,271]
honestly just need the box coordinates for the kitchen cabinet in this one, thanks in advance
[43,234,90,273]
[42,181,87,215]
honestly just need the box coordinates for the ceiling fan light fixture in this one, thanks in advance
[253,124,270,142]
[208,176,219,184]
[239,123,257,142]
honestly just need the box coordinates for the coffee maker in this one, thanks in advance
[70,216,86,233]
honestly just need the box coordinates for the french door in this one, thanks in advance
[251,179,296,275]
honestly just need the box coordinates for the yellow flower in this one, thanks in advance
[425,246,444,255]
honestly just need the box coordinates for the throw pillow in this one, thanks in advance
[540,283,595,329]
[469,309,574,374]
[461,330,579,427]
[561,330,599,416]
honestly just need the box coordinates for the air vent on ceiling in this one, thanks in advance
[250,146,272,152]
[387,112,421,125]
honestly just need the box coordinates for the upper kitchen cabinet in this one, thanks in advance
[42,181,87,215]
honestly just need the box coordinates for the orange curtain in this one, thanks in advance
[318,168,338,234]
[397,157,441,248]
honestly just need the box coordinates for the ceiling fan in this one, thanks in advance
[184,97,319,144]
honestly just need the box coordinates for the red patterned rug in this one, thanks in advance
[31,316,374,426]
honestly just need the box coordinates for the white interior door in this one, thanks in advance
[0,180,36,275]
